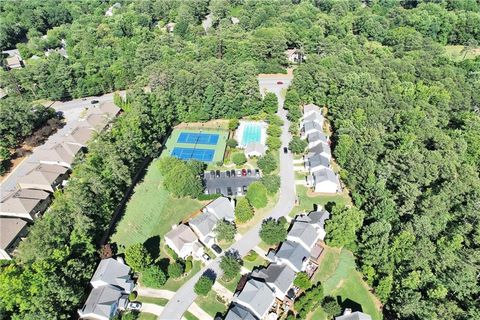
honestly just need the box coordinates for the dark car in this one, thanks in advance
[277,81,284,85]
[283,147,288,154]
[226,170,231,177]
[227,187,233,196]
[212,244,222,254]
[210,170,215,178]
[241,168,247,176]
[247,169,252,176]
[242,185,247,193]
[91,99,99,104]
[216,170,221,178]
[255,169,260,177]
[231,169,236,177]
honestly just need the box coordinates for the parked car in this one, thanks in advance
[231,169,236,177]
[255,169,260,177]
[227,187,233,196]
[283,147,288,154]
[127,302,142,311]
[243,185,248,193]
[247,169,252,176]
[277,81,284,85]
[226,170,231,177]
[237,186,243,195]
[202,253,211,261]
[212,244,222,254]
[210,170,215,178]
[237,169,242,176]
[241,168,247,176]
[91,99,99,104]
[216,170,221,178]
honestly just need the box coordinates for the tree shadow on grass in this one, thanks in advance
[143,236,160,260]
[337,296,363,313]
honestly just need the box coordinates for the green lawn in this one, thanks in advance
[445,45,480,61]
[162,260,202,292]
[136,296,168,306]
[111,158,204,251]
[237,192,279,234]
[290,185,351,218]
[309,247,382,320]
[184,312,200,320]
[195,290,228,318]
[137,313,157,320]
[243,250,268,271]
[219,273,242,293]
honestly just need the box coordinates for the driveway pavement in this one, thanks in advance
[160,74,295,320]
[0,91,125,196]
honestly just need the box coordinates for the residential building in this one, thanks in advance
[36,142,82,168]
[251,263,296,300]
[336,310,372,320]
[303,104,321,118]
[5,55,23,69]
[301,111,324,128]
[225,304,258,320]
[302,121,323,137]
[308,168,340,194]
[0,189,50,220]
[306,131,328,149]
[78,285,128,320]
[203,197,235,221]
[78,257,133,320]
[285,48,305,64]
[272,240,310,272]
[234,279,276,319]
[63,126,95,146]
[164,224,203,259]
[90,258,134,293]
[295,209,330,241]
[244,142,266,158]
[287,220,322,252]
[305,153,330,174]
[17,163,68,192]
[0,217,29,260]
[307,142,331,160]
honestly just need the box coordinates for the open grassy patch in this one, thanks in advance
[289,185,351,218]
[184,312,200,320]
[219,273,242,293]
[195,290,228,318]
[111,158,204,251]
[162,260,202,292]
[309,247,382,320]
[237,192,279,234]
[136,296,168,306]
[137,313,158,320]
[243,250,268,271]
[445,45,480,61]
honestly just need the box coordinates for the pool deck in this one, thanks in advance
[163,128,228,164]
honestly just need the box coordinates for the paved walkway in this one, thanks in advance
[160,73,296,320]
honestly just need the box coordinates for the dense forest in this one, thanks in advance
[0,0,479,319]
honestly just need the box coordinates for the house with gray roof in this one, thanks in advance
[251,263,296,300]
[294,208,330,241]
[302,121,323,137]
[203,197,235,221]
[303,104,321,117]
[0,217,29,260]
[306,131,328,149]
[308,168,340,194]
[90,258,134,293]
[336,310,372,320]
[0,189,50,220]
[301,111,324,129]
[78,285,128,320]
[244,142,266,158]
[225,304,258,320]
[17,163,68,192]
[188,212,218,246]
[36,142,82,168]
[164,224,203,259]
[305,153,330,174]
[272,240,310,272]
[234,279,276,319]
[287,220,321,252]
[307,142,331,160]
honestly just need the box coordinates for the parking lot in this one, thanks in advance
[203,169,261,197]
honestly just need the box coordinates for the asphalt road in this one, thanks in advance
[0,91,125,195]
[160,75,295,320]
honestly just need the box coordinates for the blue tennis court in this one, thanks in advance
[177,132,219,145]
[171,147,215,162]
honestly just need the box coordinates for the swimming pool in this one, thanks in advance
[241,123,262,146]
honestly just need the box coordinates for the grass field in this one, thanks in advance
[162,260,202,292]
[289,185,351,218]
[308,247,382,320]
[219,273,242,293]
[163,127,229,164]
[243,250,268,271]
[111,158,204,251]
[136,296,168,306]
[195,290,228,318]
[445,45,480,61]
[237,192,279,234]
[137,313,157,320]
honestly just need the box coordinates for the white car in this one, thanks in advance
[127,301,142,311]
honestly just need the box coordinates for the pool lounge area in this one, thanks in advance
[236,121,268,148]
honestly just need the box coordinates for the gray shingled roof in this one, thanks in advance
[79,285,125,319]
[275,240,310,271]
[313,168,338,184]
[90,258,134,293]
[303,121,322,133]
[245,142,266,157]
[189,212,217,238]
[0,217,28,250]
[235,279,275,318]
[225,304,258,320]
[307,131,328,144]
[308,143,331,157]
[303,104,320,114]
[303,112,324,124]
[308,153,329,169]
[251,263,296,295]
[287,221,319,250]
[307,209,330,229]
[205,197,235,221]
[336,311,372,320]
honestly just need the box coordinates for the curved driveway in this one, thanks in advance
[160,75,295,320]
